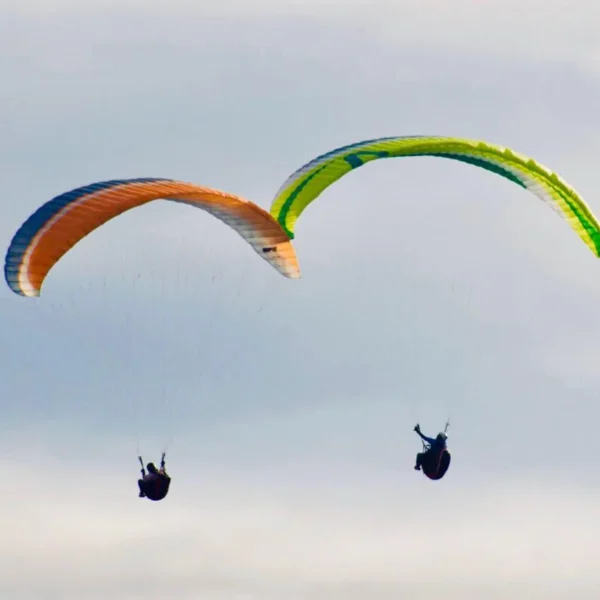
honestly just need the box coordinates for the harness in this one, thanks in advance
[421,441,451,479]
[420,420,451,480]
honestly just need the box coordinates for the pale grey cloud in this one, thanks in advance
[2,0,598,85]
[1,434,599,599]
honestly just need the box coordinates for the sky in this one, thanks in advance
[2,0,600,597]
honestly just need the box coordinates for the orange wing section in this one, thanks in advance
[5,178,300,297]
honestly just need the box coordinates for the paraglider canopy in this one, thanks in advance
[269,135,600,258]
[5,177,301,298]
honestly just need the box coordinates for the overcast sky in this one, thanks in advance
[2,1,600,598]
